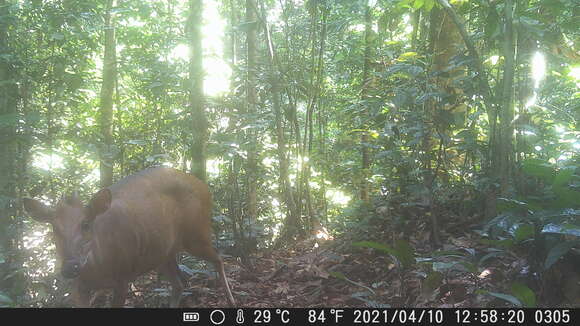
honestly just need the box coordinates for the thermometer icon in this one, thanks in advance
[236,309,245,324]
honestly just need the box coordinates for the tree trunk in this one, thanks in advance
[0,0,19,299]
[318,9,329,223]
[245,0,258,224]
[360,4,372,202]
[498,0,516,195]
[426,6,464,247]
[435,0,498,218]
[258,0,300,243]
[188,0,208,181]
[99,0,117,188]
[411,9,421,48]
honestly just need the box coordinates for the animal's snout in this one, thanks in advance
[62,260,81,278]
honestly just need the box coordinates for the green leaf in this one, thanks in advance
[497,198,530,213]
[0,292,13,306]
[393,239,416,268]
[424,271,443,292]
[544,241,580,270]
[552,187,580,208]
[431,250,468,258]
[397,0,414,9]
[478,250,508,266]
[413,0,424,9]
[353,241,394,255]
[398,52,419,61]
[353,240,415,268]
[510,282,536,307]
[514,224,534,242]
[480,238,515,249]
[329,271,347,280]
[483,291,523,306]
[351,292,390,308]
[392,91,410,108]
[458,261,478,273]
[521,159,554,183]
[553,167,575,187]
[432,261,460,272]
[541,223,580,237]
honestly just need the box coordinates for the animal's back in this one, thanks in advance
[111,167,210,202]
[84,167,212,286]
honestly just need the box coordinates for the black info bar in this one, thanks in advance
[2,308,577,325]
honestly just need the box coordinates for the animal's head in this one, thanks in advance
[23,189,112,278]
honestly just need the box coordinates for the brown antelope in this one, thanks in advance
[23,167,235,307]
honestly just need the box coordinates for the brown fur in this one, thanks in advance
[24,167,235,307]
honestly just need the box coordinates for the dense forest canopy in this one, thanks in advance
[0,0,578,307]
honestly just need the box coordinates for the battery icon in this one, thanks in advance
[183,312,200,322]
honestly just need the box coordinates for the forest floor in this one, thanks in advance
[117,223,577,308]
[190,238,503,308]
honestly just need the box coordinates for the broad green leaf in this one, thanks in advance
[399,51,418,61]
[514,224,534,242]
[521,159,554,182]
[458,261,478,273]
[397,0,414,9]
[329,271,347,280]
[478,251,508,266]
[483,291,523,307]
[351,292,390,308]
[552,187,580,208]
[393,239,416,268]
[480,238,515,249]
[497,198,530,213]
[553,167,575,187]
[510,282,536,307]
[178,264,195,277]
[541,223,580,237]
[0,292,13,306]
[353,241,394,255]
[455,129,476,141]
[433,260,475,273]
[431,250,468,258]
[544,241,580,270]
[353,240,415,268]
[424,271,443,291]
[433,261,460,272]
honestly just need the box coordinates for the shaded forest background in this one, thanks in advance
[0,0,579,307]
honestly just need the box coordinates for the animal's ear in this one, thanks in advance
[87,189,112,219]
[23,198,55,223]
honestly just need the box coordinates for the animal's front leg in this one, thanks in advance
[158,258,184,308]
[89,289,107,306]
[71,281,91,308]
[111,282,129,307]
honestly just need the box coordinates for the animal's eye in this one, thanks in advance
[81,220,91,232]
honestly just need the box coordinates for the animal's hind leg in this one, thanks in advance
[186,244,236,306]
[158,258,184,308]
